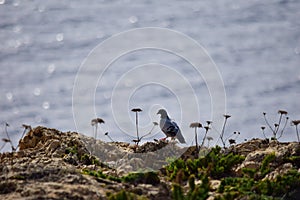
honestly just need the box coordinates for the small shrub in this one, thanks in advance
[260,153,276,177]
[107,189,147,200]
[165,146,245,182]
[82,169,121,183]
[172,184,184,200]
[122,171,160,186]
[172,174,210,200]
[218,169,300,199]
[65,145,78,154]
[242,168,256,179]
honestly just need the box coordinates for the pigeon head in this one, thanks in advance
[157,109,168,118]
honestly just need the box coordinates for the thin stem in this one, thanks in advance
[16,128,27,150]
[261,129,267,139]
[278,117,289,140]
[94,124,98,139]
[296,125,300,143]
[200,129,208,149]
[135,112,140,144]
[140,124,156,141]
[20,128,27,141]
[195,127,199,151]
[224,132,235,144]
[220,118,228,148]
[275,114,283,136]
[263,114,275,137]
[4,124,15,152]
[107,135,114,142]
[0,142,6,151]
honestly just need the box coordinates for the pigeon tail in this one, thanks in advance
[176,129,186,143]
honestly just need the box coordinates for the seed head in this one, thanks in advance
[22,124,32,130]
[131,108,142,112]
[189,122,202,128]
[91,118,105,126]
[2,138,10,143]
[223,114,231,119]
[278,110,288,115]
[292,120,300,126]
[206,121,212,125]
[204,126,210,131]
[229,139,236,145]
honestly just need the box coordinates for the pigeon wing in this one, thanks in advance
[160,118,178,137]
[161,119,186,143]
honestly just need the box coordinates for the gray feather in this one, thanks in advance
[158,109,186,143]
[175,128,186,143]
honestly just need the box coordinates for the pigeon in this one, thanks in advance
[157,109,186,143]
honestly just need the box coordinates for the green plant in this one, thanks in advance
[260,153,276,177]
[122,171,160,186]
[255,169,300,197]
[65,145,78,155]
[165,146,245,182]
[172,174,210,200]
[80,153,101,166]
[218,167,300,199]
[11,174,26,180]
[107,189,147,200]
[200,146,245,178]
[242,168,256,179]
[285,156,300,167]
[82,169,121,183]
[172,183,184,200]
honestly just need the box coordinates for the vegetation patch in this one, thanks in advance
[122,171,160,186]
[107,189,148,200]
[82,169,121,183]
[165,146,245,182]
[218,169,300,199]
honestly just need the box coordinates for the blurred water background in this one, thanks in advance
[0,0,300,152]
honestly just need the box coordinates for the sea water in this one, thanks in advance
[0,0,299,152]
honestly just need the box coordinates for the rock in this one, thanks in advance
[235,161,260,176]
[2,127,300,199]
[46,139,61,155]
[210,180,221,190]
[264,163,293,181]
